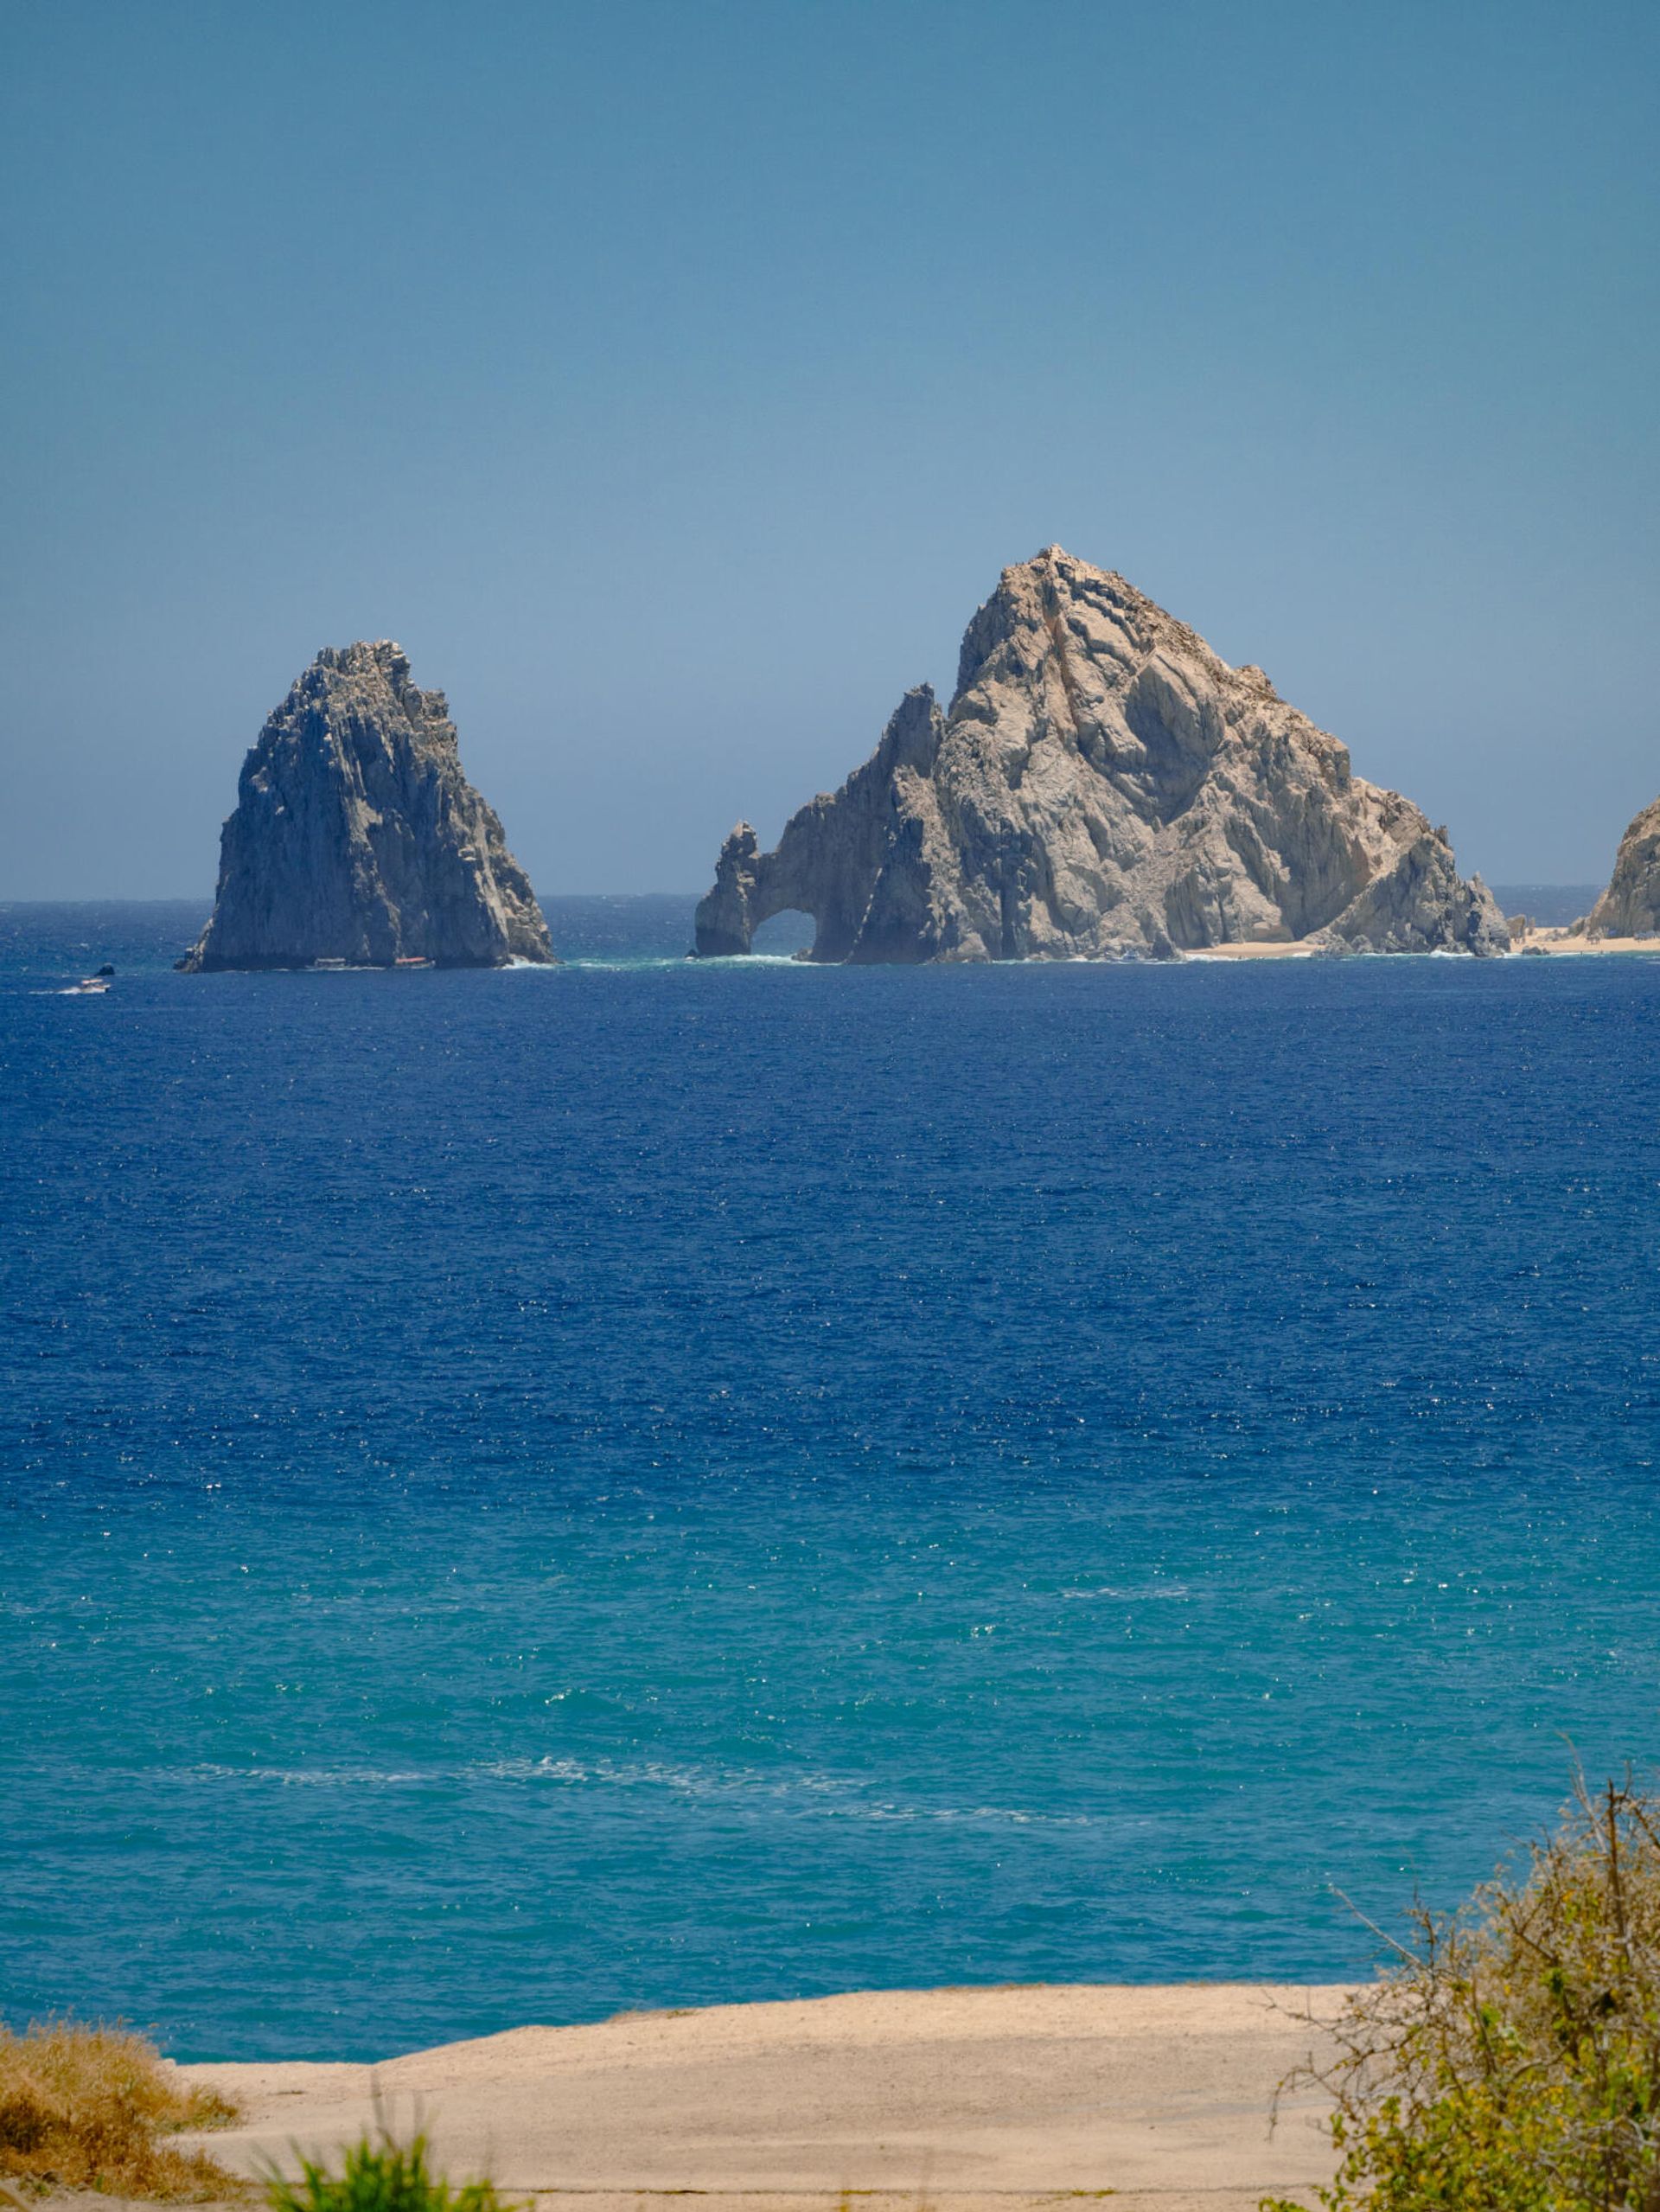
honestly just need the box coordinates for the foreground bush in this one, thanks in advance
[0,2019,240,2198]
[264,2133,519,2212]
[1267,1774,1660,2210]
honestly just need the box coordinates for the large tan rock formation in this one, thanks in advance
[695,549,1504,962]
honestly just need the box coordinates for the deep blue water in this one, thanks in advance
[3,898,1659,2061]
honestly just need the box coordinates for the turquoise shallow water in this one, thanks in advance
[2,899,1658,2058]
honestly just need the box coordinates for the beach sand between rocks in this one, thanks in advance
[1190,933,1660,959]
[178,1983,1351,2212]
[1512,932,1660,956]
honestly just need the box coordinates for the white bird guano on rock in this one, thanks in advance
[694,547,1507,962]
[180,642,555,971]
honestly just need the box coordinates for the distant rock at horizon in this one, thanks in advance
[1583,790,1660,939]
[694,547,1507,963]
[180,642,555,972]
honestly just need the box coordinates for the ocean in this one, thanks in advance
[2,895,1657,2061]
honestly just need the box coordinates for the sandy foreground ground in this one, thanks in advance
[175,1983,1353,2212]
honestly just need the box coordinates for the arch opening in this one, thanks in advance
[749,908,817,958]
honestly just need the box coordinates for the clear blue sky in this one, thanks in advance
[2,0,1654,896]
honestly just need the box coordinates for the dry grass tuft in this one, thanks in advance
[0,2018,242,2200]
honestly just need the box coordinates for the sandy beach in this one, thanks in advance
[1187,932,1660,960]
[1510,930,1660,956]
[1178,941,1321,959]
[178,1983,1350,2212]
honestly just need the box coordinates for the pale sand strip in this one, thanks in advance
[1512,930,1660,956]
[1177,942,1317,959]
[1182,932,1660,959]
[177,1983,1350,2212]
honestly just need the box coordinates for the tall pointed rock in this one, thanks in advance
[694,548,1506,962]
[181,642,555,971]
[1584,792,1660,938]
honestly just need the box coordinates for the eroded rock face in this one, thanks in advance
[180,643,555,971]
[695,549,1506,962]
[1585,796,1660,938]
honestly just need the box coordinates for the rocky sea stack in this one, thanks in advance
[696,548,1505,962]
[1582,791,1660,939]
[180,642,554,971]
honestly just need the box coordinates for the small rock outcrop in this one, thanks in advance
[181,643,555,971]
[695,549,1506,962]
[1584,794,1660,939]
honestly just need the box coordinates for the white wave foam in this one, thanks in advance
[1060,1583,1192,1600]
[175,1755,1092,1823]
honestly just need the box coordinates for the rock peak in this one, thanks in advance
[317,637,405,667]
[179,642,555,972]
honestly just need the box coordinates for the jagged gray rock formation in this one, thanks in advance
[1584,793,1660,938]
[695,548,1506,962]
[180,642,555,971]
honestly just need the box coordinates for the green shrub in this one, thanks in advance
[264,2132,519,2212]
[1265,1773,1660,2210]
